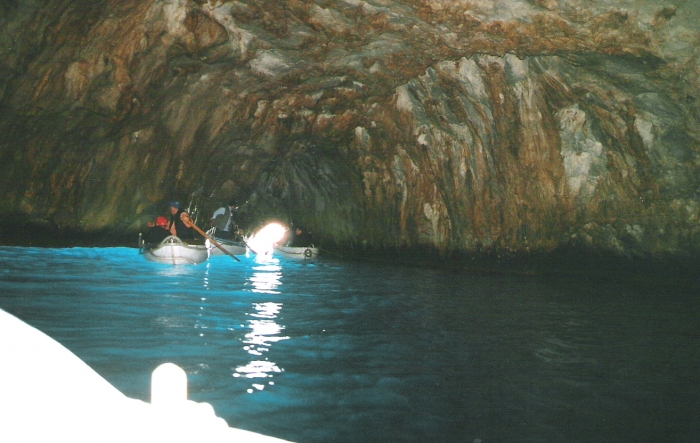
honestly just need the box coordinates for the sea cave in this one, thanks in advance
[1,0,699,272]
[2,2,700,441]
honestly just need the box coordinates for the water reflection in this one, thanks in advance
[249,256,282,294]
[235,360,283,379]
[244,302,288,355]
[151,259,209,278]
[234,259,289,393]
[202,262,210,290]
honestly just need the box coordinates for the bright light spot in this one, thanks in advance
[151,363,187,406]
[248,222,287,254]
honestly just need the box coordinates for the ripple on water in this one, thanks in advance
[0,247,698,443]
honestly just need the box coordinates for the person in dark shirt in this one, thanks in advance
[289,226,313,247]
[168,201,195,241]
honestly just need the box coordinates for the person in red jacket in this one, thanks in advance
[144,216,170,244]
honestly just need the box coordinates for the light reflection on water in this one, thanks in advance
[154,263,197,278]
[248,256,283,294]
[236,256,289,392]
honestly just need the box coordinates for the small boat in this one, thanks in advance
[274,244,319,259]
[207,237,248,257]
[141,235,209,265]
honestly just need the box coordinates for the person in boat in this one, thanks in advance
[143,216,170,244]
[210,199,240,240]
[289,226,313,247]
[168,201,195,241]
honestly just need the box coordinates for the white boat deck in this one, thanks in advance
[0,308,294,443]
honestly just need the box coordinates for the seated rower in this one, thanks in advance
[289,226,313,247]
[168,201,195,241]
[143,216,170,244]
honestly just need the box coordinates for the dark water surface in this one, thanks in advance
[0,246,698,443]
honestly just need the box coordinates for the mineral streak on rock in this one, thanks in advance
[0,0,698,257]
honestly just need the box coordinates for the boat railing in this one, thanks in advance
[161,235,184,245]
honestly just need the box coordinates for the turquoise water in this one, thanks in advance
[0,246,698,443]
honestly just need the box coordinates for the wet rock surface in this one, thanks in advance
[1,0,699,260]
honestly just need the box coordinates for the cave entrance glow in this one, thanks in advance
[248,222,287,254]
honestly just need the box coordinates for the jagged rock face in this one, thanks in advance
[0,0,699,256]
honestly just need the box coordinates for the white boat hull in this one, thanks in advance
[143,236,209,265]
[274,245,319,259]
[207,238,248,256]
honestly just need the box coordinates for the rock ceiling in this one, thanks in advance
[0,0,699,256]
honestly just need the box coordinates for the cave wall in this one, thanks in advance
[355,53,700,256]
[0,0,699,256]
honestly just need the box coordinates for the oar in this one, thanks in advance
[239,235,257,255]
[183,214,241,262]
